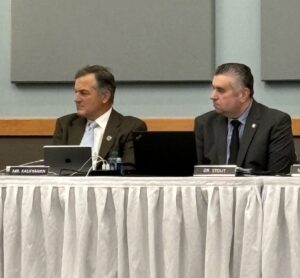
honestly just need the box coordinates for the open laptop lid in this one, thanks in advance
[43,145,92,176]
[133,131,197,176]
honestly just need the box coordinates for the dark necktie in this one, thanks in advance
[228,120,241,165]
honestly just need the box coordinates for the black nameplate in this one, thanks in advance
[291,164,300,176]
[8,166,49,176]
[194,165,236,176]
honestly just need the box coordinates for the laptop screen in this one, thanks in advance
[43,145,92,176]
[133,131,197,176]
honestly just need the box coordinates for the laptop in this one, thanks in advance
[43,145,92,176]
[133,131,197,176]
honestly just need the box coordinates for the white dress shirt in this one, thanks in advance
[92,108,112,168]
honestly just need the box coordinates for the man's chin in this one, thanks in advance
[76,110,86,117]
[213,107,222,114]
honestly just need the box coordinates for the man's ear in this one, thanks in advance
[101,89,111,104]
[240,87,251,103]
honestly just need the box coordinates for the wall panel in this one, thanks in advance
[11,0,214,82]
[261,0,300,80]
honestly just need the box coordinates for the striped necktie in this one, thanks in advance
[80,121,97,149]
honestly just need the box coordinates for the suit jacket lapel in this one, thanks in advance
[68,117,86,145]
[99,109,122,158]
[237,100,260,166]
[215,116,228,164]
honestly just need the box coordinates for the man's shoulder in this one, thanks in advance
[123,115,146,125]
[253,101,291,120]
[195,110,220,122]
[112,109,147,129]
[111,109,142,120]
[57,113,78,121]
[194,111,224,132]
[56,113,85,126]
[122,116,147,131]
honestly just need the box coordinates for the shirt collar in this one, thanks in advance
[94,107,112,129]
[228,99,253,125]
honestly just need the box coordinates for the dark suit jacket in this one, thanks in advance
[194,100,296,174]
[52,109,147,169]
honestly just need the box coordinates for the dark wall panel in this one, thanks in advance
[261,0,300,80]
[11,0,214,82]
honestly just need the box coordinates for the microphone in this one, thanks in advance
[19,159,44,166]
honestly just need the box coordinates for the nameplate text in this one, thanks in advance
[194,165,236,176]
[8,166,49,176]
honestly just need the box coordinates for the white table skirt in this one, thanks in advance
[261,177,300,278]
[0,176,285,278]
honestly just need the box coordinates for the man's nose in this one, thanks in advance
[74,93,80,102]
[210,90,217,100]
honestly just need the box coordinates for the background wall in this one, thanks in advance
[1,0,300,118]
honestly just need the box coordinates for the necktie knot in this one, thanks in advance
[80,121,97,148]
[88,121,97,130]
[231,119,241,128]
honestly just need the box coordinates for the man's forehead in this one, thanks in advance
[213,73,234,84]
[213,73,242,87]
[74,73,98,88]
[75,73,96,83]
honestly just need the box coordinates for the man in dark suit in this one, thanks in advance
[194,63,296,174]
[52,65,147,170]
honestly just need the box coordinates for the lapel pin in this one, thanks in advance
[252,123,256,128]
[106,135,112,141]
